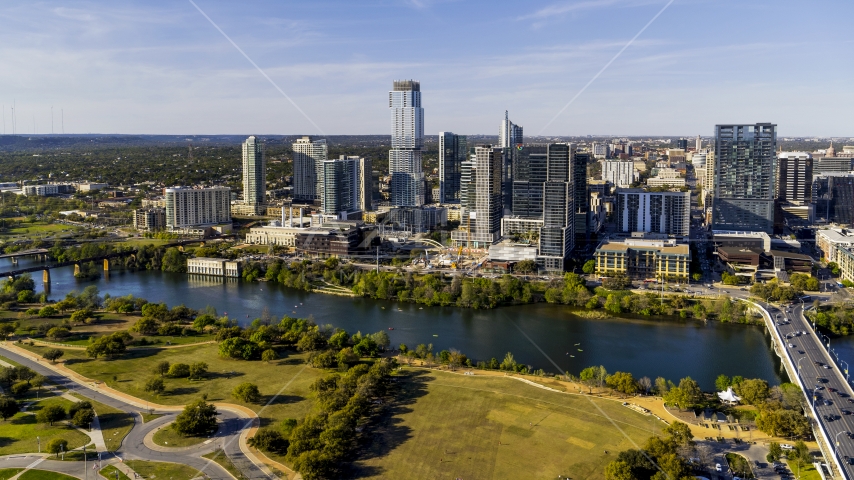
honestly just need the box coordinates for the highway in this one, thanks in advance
[764,299,854,478]
[0,346,270,480]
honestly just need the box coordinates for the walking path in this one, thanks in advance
[0,341,280,479]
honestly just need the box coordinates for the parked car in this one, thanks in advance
[781,444,794,450]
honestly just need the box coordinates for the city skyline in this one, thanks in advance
[0,1,852,136]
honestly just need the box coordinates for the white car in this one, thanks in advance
[715,463,722,472]
[781,444,794,450]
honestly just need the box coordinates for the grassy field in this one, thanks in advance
[19,343,323,430]
[140,413,163,424]
[351,369,659,480]
[125,460,201,480]
[99,466,131,480]
[786,460,821,480]
[69,393,133,452]
[116,238,174,248]
[0,469,23,480]
[18,470,79,480]
[0,396,90,456]
[202,451,242,479]
[151,425,209,448]
[0,222,79,239]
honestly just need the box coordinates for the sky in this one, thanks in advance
[0,0,852,137]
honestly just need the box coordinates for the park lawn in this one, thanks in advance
[725,453,755,478]
[99,466,130,480]
[1,222,78,237]
[786,460,821,480]
[0,469,23,479]
[151,425,208,448]
[125,460,200,480]
[0,395,91,456]
[20,343,323,428]
[351,369,659,480]
[17,470,79,480]
[69,393,133,452]
[116,238,173,248]
[202,451,242,479]
[140,413,163,423]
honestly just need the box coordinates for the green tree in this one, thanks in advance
[10,381,31,396]
[663,421,694,446]
[153,361,170,377]
[715,374,731,392]
[161,247,186,273]
[233,382,261,403]
[72,408,95,428]
[167,363,190,378]
[767,442,782,462]
[46,438,68,457]
[173,399,218,436]
[36,404,66,425]
[0,397,19,420]
[582,260,596,274]
[144,377,165,395]
[604,460,634,480]
[42,349,64,364]
[188,362,208,380]
[247,428,289,454]
[38,306,58,318]
[261,349,278,363]
[606,371,638,395]
[734,378,770,405]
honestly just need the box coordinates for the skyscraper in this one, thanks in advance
[511,145,547,219]
[292,136,327,203]
[711,123,777,233]
[695,135,702,152]
[242,136,266,209]
[540,143,575,271]
[499,111,523,214]
[452,146,502,247]
[615,189,690,236]
[389,80,425,207]
[320,156,359,216]
[573,152,589,242]
[777,152,813,203]
[438,132,467,203]
[357,157,374,212]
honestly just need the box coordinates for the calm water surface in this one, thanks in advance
[4,256,793,390]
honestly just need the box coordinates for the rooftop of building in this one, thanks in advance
[769,250,813,261]
[596,240,690,255]
[816,228,854,241]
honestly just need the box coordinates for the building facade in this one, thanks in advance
[601,160,638,187]
[133,207,166,232]
[438,132,467,203]
[242,136,266,209]
[573,152,589,242]
[777,152,813,203]
[452,146,502,246]
[615,189,690,236]
[187,257,242,277]
[539,143,575,271]
[711,123,777,233]
[511,145,547,219]
[164,187,231,231]
[499,111,523,214]
[292,136,327,203]
[389,80,425,207]
[594,237,690,281]
[357,157,374,212]
[320,156,360,216]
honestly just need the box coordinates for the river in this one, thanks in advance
[4,255,796,390]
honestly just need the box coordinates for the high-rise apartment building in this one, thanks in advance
[357,157,374,212]
[695,135,702,152]
[601,160,638,187]
[242,136,266,208]
[615,189,690,236]
[499,111,523,214]
[573,152,589,242]
[452,146,502,246]
[777,152,813,203]
[165,187,231,231]
[438,132,467,203]
[711,123,777,233]
[511,145,547,219]
[592,143,608,159]
[389,80,425,207]
[540,143,575,271]
[292,136,327,203]
[321,156,359,216]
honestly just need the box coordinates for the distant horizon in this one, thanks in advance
[0,133,851,140]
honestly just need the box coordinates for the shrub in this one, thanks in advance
[36,404,66,425]
[247,428,289,454]
[188,362,208,380]
[144,377,165,395]
[0,397,19,420]
[167,363,190,378]
[42,349,64,363]
[72,408,95,428]
[10,381,31,396]
[173,400,217,436]
[46,438,68,456]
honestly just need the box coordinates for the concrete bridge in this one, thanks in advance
[0,248,50,264]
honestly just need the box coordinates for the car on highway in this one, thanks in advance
[823,399,833,406]
[798,350,805,354]
[842,409,852,415]
[788,343,795,348]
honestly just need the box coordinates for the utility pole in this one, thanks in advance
[376,246,379,273]
[83,444,87,480]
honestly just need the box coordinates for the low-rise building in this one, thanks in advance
[816,228,854,263]
[294,223,377,257]
[133,208,166,232]
[646,168,686,187]
[594,236,690,281]
[187,257,242,277]
[770,250,812,273]
[23,184,59,196]
[244,224,303,247]
[836,247,854,284]
[712,230,772,253]
[488,241,539,263]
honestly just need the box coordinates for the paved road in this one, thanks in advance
[761,300,852,478]
[0,346,270,480]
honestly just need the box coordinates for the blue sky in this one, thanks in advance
[1,0,852,136]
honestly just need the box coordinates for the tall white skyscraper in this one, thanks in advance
[165,187,231,231]
[695,135,702,152]
[321,156,359,216]
[499,111,523,214]
[292,136,327,203]
[389,80,425,207]
[242,136,266,208]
